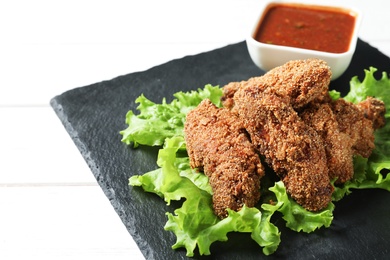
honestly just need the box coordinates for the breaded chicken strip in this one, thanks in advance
[331,99,375,158]
[232,86,333,212]
[302,96,385,183]
[356,96,386,129]
[301,101,355,184]
[259,58,332,108]
[184,99,264,218]
[331,97,386,158]
[222,59,332,109]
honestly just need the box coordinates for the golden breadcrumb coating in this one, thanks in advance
[331,98,376,158]
[301,101,355,184]
[184,99,264,218]
[222,58,332,110]
[231,85,333,211]
[302,96,386,183]
[357,96,386,129]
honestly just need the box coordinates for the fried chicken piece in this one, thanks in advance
[302,95,385,183]
[221,81,241,109]
[331,99,375,158]
[184,99,264,218]
[301,101,355,184]
[222,59,332,109]
[259,58,332,108]
[331,97,386,158]
[232,85,333,212]
[357,96,386,129]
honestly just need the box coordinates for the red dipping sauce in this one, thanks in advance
[254,3,357,53]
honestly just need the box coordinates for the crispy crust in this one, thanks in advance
[331,98,376,158]
[232,85,333,211]
[301,101,355,184]
[184,99,264,218]
[222,59,332,109]
[357,96,386,129]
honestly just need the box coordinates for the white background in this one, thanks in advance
[1,1,389,259]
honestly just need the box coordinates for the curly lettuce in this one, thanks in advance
[268,181,334,233]
[120,84,222,147]
[123,68,390,256]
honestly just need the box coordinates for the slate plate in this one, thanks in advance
[51,40,390,260]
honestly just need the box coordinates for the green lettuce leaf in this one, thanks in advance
[120,84,223,147]
[328,89,341,100]
[344,67,390,104]
[333,67,390,200]
[268,181,334,232]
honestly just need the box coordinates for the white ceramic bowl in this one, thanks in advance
[246,1,362,80]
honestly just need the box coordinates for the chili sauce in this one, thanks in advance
[254,3,357,53]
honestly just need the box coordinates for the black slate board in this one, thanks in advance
[51,39,390,260]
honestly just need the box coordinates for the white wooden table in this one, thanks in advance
[1,1,389,259]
